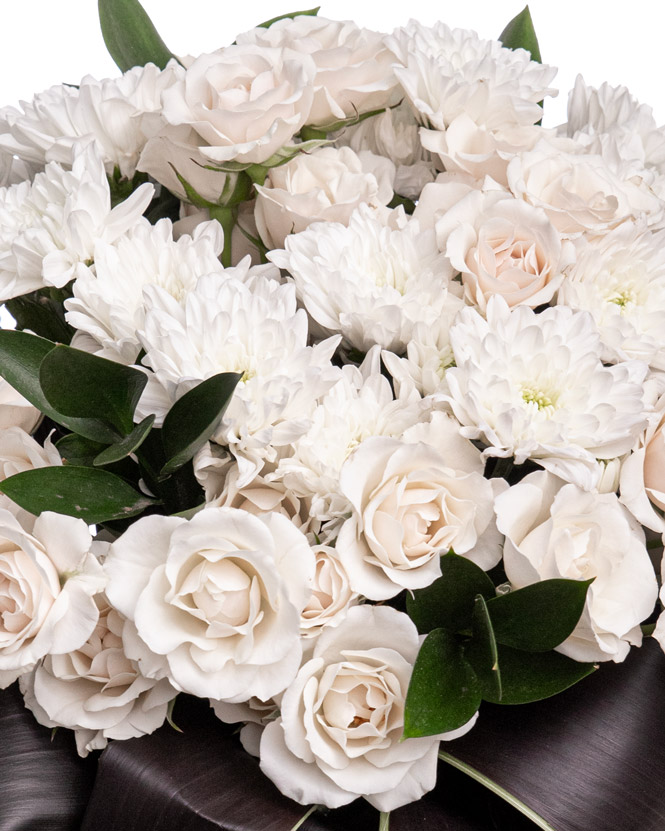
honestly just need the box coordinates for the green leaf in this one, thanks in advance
[160,372,241,477]
[0,466,157,524]
[407,552,495,634]
[482,645,596,705]
[39,345,147,436]
[498,5,542,62]
[5,292,74,344]
[465,595,502,701]
[93,415,155,466]
[487,579,592,652]
[256,6,319,29]
[404,629,481,738]
[0,330,116,443]
[56,434,107,467]
[98,0,178,71]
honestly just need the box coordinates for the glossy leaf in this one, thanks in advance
[6,292,74,344]
[404,628,481,738]
[498,5,542,62]
[465,595,502,700]
[256,7,320,29]
[56,434,107,467]
[482,645,596,705]
[94,415,155,467]
[0,330,116,443]
[39,345,147,436]
[160,372,241,476]
[98,0,177,71]
[487,579,592,652]
[407,552,496,634]
[0,466,156,524]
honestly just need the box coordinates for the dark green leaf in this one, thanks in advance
[487,579,592,652]
[160,373,241,476]
[0,330,116,443]
[98,0,178,71]
[465,595,502,701]
[482,645,596,705]
[56,434,107,467]
[39,345,147,436]
[93,415,155,466]
[404,629,481,738]
[407,552,495,634]
[256,7,320,29]
[498,5,542,62]
[5,292,74,344]
[0,466,157,524]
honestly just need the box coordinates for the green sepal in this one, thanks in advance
[93,415,155,466]
[256,7,320,29]
[465,595,502,701]
[202,139,332,182]
[39,344,147,436]
[403,629,481,738]
[482,645,597,705]
[160,372,241,477]
[487,579,593,652]
[406,552,495,634]
[0,465,157,524]
[498,5,542,63]
[98,0,179,71]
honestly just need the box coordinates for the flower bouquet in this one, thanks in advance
[2,2,665,829]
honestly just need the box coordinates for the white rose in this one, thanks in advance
[495,470,658,663]
[435,189,574,311]
[0,510,105,687]
[158,45,315,166]
[237,17,400,129]
[335,436,498,600]
[104,508,314,702]
[254,146,394,249]
[300,545,360,641]
[0,378,40,433]
[260,605,477,811]
[19,595,175,756]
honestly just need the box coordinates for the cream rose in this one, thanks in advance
[236,16,400,129]
[254,146,394,249]
[435,189,573,311]
[495,470,658,663]
[0,378,41,433]
[19,595,176,756]
[0,510,105,688]
[104,508,314,702]
[300,545,359,641]
[260,605,477,810]
[335,436,499,600]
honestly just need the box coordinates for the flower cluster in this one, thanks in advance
[1,4,665,819]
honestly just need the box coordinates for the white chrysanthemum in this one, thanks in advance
[445,296,648,489]
[65,218,225,364]
[385,20,557,133]
[564,75,665,177]
[558,221,665,370]
[0,142,153,301]
[136,271,341,486]
[272,347,428,522]
[269,204,457,353]
[0,62,183,179]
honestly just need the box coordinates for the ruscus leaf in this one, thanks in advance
[256,7,320,29]
[93,415,155,466]
[0,466,157,524]
[465,594,502,701]
[98,0,178,71]
[498,5,542,62]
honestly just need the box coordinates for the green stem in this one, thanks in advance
[378,811,390,831]
[647,538,663,550]
[438,751,558,831]
[208,205,235,267]
[289,805,317,831]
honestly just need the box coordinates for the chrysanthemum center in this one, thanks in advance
[521,386,557,410]
[606,287,636,310]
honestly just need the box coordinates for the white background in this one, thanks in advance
[2,1,664,128]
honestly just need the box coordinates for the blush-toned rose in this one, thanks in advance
[0,510,105,688]
[335,436,498,599]
[496,470,658,663]
[299,545,359,641]
[259,605,477,810]
[104,508,314,702]
[20,595,175,756]
[435,189,574,311]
